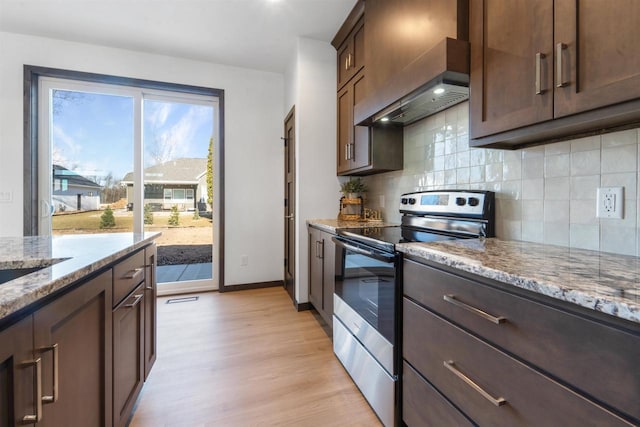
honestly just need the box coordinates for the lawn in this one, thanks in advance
[53,209,211,232]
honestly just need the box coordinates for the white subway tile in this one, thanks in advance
[601,144,637,174]
[522,221,544,243]
[469,149,486,166]
[503,150,522,163]
[544,200,570,223]
[501,220,522,241]
[444,154,456,170]
[456,167,470,184]
[601,129,637,148]
[434,156,444,171]
[445,170,457,185]
[501,180,522,200]
[434,171,445,186]
[545,141,571,155]
[570,135,601,152]
[521,146,545,158]
[544,153,570,178]
[522,178,544,200]
[570,150,601,176]
[601,225,637,255]
[522,200,544,221]
[456,150,470,168]
[469,165,485,183]
[434,141,445,156]
[445,138,457,155]
[485,163,503,182]
[522,155,544,179]
[545,177,570,200]
[570,175,599,200]
[544,222,569,246]
[570,200,598,224]
[486,150,504,164]
[456,135,469,152]
[570,224,600,251]
[600,201,636,229]
[503,160,522,181]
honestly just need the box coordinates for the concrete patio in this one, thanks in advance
[157,262,212,283]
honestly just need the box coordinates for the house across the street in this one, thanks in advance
[122,158,209,212]
[52,164,102,212]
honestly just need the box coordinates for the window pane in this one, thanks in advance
[186,189,194,200]
[173,189,185,200]
[164,189,172,200]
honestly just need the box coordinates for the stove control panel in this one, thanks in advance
[400,191,492,217]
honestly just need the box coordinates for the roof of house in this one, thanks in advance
[53,164,102,189]
[122,158,207,185]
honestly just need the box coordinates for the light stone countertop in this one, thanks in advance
[307,219,399,234]
[397,238,640,325]
[0,232,160,322]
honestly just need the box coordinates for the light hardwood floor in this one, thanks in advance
[129,287,382,426]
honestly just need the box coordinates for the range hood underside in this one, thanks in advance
[354,37,470,127]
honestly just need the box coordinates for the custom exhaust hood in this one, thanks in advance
[354,37,470,127]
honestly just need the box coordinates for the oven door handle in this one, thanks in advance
[332,237,396,263]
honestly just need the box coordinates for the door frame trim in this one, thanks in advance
[283,106,296,303]
[23,65,225,291]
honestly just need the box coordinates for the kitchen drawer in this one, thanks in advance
[403,299,634,427]
[404,259,640,421]
[403,361,474,427]
[113,250,145,307]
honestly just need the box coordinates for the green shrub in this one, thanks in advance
[144,204,154,225]
[99,206,116,229]
[168,205,180,226]
[193,209,200,220]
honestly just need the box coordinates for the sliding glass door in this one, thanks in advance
[38,77,219,293]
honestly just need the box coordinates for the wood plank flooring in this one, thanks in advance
[129,287,381,426]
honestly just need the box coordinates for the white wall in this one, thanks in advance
[285,37,340,304]
[0,31,284,287]
[364,101,640,256]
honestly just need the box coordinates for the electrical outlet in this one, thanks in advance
[596,187,624,219]
[241,255,249,266]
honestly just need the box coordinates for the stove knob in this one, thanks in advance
[401,198,408,205]
[455,197,466,206]
[468,197,480,207]
[409,198,416,205]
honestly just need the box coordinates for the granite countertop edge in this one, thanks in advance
[397,240,640,325]
[0,232,160,321]
[307,219,400,234]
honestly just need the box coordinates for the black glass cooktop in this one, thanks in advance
[337,226,466,253]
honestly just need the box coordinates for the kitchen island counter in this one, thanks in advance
[398,238,640,325]
[0,232,159,322]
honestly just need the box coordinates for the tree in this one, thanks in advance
[144,204,154,225]
[99,206,116,228]
[206,137,213,206]
[168,205,180,226]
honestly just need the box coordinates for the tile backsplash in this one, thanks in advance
[363,102,640,256]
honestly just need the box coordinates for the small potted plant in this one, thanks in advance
[340,177,367,199]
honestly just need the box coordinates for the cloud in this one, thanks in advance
[52,124,82,168]
[146,102,172,128]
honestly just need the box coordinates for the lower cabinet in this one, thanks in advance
[34,270,113,427]
[308,226,335,327]
[0,316,36,427]
[402,258,640,426]
[0,243,157,427]
[113,283,145,427]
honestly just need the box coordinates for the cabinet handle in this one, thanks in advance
[122,267,144,281]
[443,295,506,324]
[345,56,349,71]
[349,143,355,161]
[319,240,324,260]
[348,53,353,69]
[39,343,59,403]
[535,52,545,95]
[21,358,43,423]
[344,143,350,160]
[125,293,144,308]
[556,43,568,88]
[444,360,507,407]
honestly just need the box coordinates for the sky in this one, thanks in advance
[52,89,214,185]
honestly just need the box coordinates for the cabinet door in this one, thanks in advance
[33,270,113,427]
[0,317,36,427]
[337,18,364,90]
[554,0,640,117]
[337,83,353,174]
[144,244,157,380]
[113,284,144,427]
[470,0,553,139]
[351,73,370,171]
[321,231,335,325]
[308,228,323,312]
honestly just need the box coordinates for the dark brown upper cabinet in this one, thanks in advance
[337,17,364,91]
[470,0,640,148]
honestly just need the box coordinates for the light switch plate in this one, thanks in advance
[0,191,12,203]
[596,187,624,219]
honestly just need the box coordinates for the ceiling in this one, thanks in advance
[0,0,356,73]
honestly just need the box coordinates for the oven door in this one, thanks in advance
[332,236,398,369]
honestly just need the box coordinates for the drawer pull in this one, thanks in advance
[39,343,59,403]
[21,357,43,422]
[122,268,143,281]
[556,42,568,88]
[444,360,507,407]
[443,295,506,325]
[124,293,144,308]
[535,52,545,95]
